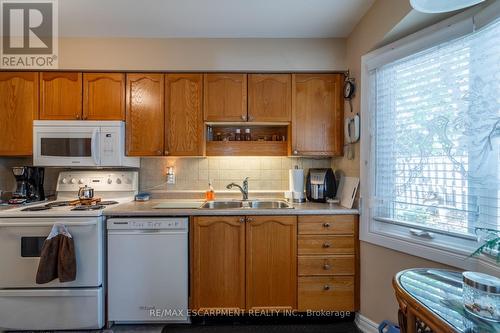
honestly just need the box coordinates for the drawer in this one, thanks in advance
[298,235,355,255]
[298,215,356,235]
[298,276,355,311]
[298,255,355,276]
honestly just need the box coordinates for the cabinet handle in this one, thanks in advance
[76,114,81,120]
[323,285,331,291]
[241,115,247,121]
[322,242,332,248]
[156,150,162,155]
[293,150,298,155]
[323,264,331,270]
[323,223,330,228]
[164,151,169,155]
[248,115,254,121]
[246,217,254,222]
[239,217,245,223]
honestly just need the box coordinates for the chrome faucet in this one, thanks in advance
[226,177,249,200]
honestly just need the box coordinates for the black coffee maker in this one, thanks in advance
[12,167,45,203]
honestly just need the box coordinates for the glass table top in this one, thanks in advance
[398,269,499,333]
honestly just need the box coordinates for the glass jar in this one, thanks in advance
[462,271,500,322]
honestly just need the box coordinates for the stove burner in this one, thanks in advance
[99,200,119,206]
[71,205,105,211]
[8,198,28,205]
[45,201,70,208]
[21,206,51,212]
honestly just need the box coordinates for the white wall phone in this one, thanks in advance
[345,114,360,144]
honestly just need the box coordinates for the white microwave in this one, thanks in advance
[33,121,140,168]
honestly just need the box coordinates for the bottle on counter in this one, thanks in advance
[244,128,251,141]
[235,128,242,141]
[205,182,215,201]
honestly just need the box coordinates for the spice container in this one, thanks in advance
[244,128,251,141]
[235,129,242,141]
[462,271,500,322]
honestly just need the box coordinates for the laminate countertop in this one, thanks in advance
[104,199,359,217]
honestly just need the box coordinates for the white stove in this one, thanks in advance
[0,170,138,331]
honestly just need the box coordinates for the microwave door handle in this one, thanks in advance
[92,129,100,165]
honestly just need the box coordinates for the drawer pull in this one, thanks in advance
[323,285,331,291]
[322,242,332,248]
[323,223,331,228]
[323,264,331,270]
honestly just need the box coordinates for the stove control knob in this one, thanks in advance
[116,178,122,184]
[70,178,77,184]
[62,178,68,184]
[107,178,112,184]
[78,179,84,184]
[125,178,132,184]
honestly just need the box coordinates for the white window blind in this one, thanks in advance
[371,18,500,237]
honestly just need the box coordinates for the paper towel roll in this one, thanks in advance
[289,168,304,193]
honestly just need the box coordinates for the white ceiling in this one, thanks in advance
[59,0,375,38]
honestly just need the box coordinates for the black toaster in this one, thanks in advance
[306,168,337,203]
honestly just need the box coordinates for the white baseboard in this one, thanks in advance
[355,313,379,333]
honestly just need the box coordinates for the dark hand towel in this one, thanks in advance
[36,233,77,284]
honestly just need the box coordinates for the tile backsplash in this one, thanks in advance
[140,157,331,192]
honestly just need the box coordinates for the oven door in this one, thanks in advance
[33,125,101,167]
[0,217,103,288]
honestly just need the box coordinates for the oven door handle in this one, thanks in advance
[0,221,97,227]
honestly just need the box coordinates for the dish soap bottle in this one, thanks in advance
[205,182,215,201]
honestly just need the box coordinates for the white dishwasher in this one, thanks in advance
[107,217,189,323]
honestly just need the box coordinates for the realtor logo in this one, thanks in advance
[1,0,58,68]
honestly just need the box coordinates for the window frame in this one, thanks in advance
[360,3,500,276]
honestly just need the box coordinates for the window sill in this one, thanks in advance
[359,218,500,276]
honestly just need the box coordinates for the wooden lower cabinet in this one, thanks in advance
[297,215,359,312]
[298,276,355,311]
[191,216,246,311]
[246,216,297,310]
[190,214,358,313]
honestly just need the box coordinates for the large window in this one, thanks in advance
[361,6,499,271]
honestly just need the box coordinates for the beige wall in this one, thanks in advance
[333,0,457,324]
[58,37,346,71]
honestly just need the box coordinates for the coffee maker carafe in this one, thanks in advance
[12,167,45,203]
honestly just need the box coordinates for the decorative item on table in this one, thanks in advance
[462,271,500,322]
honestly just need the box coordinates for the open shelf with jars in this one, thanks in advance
[205,123,290,156]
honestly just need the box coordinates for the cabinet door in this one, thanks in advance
[0,72,38,156]
[165,74,204,156]
[204,73,247,121]
[125,73,164,156]
[248,74,291,122]
[246,216,297,310]
[39,72,82,120]
[83,73,125,120]
[292,74,343,156]
[191,216,246,311]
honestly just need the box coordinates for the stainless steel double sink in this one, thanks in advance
[201,200,293,210]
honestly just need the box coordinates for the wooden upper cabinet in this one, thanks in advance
[125,73,164,156]
[191,216,246,311]
[246,216,297,310]
[292,74,344,156]
[0,72,38,156]
[204,73,247,121]
[83,73,125,120]
[39,72,82,120]
[248,74,291,122]
[165,74,204,156]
